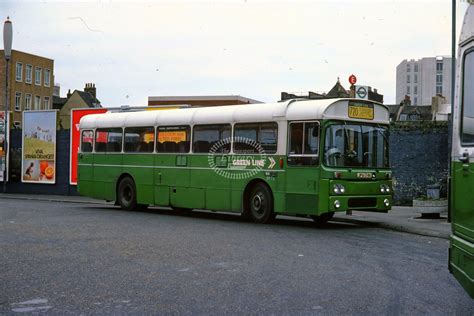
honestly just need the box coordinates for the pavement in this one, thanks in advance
[0,193,452,240]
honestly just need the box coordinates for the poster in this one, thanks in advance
[22,111,57,184]
[70,108,107,185]
[0,111,8,182]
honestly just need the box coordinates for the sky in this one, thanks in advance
[1,0,471,107]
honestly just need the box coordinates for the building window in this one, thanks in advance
[414,64,419,72]
[35,67,42,85]
[407,75,410,83]
[414,97,418,105]
[15,62,23,82]
[25,64,32,84]
[407,63,411,72]
[13,121,21,129]
[414,74,418,83]
[436,61,443,72]
[15,92,22,111]
[35,96,41,110]
[43,97,50,110]
[436,85,443,95]
[407,86,411,94]
[414,86,418,95]
[25,94,32,110]
[436,74,443,84]
[44,69,51,87]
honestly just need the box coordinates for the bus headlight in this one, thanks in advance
[380,184,390,193]
[384,199,390,207]
[333,184,345,194]
[334,200,341,209]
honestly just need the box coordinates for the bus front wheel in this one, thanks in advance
[117,177,138,211]
[248,183,274,224]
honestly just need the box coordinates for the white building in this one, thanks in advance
[396,56,453,105]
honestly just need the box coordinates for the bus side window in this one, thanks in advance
[81,130,93,153]
[124,127,155,153]
[95,128,123,153]
[288,122,319,166]
[193,124,231,153]
[462,49,474,145]
[234,122,278,154]
[156,126,190,153]
[289,123,303,155]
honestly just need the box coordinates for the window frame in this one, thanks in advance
[15,62,23,82]
[44,69,51,87]
[94,128,124,153]
[287,120,320,158]
[25,94,32,110]
[34,95,41,110]
[192,124,231,154]
[25,64,32,84]
[460,47,474,146]
[43,96,50,110]
[35,67,42,86]
[14,92,22,111]
[156,125,191,154]
[233,122,278,154]
[80,130,94,153]
[124,126,156,154]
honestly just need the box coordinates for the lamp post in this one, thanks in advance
[3,17,12,193]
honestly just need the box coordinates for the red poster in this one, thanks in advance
[70,108,107,185]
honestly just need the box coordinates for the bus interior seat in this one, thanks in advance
[81,142,93,153]
[107,142,121,152]
[194,140,210,153]
[96,142,107,152]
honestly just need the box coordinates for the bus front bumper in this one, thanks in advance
[328,195,392,213]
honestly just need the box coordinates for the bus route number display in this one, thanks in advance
[348,103,374,120]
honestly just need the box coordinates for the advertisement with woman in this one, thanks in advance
[22,110,57,184]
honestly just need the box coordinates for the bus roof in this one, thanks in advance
[460,5,474,47]
[79,98,389,129]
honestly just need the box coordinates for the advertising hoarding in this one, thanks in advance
[22,111,57,184]
[0,111,8,182]
[70,108,107,185]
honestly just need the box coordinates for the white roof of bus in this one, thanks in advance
[79,98,388,129]
[460,5,474,46]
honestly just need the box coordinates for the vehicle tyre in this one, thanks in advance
[310,211,335,225]
[117,177,138,211]
[248,183,274,224]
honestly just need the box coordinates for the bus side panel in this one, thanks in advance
[77,152,94,197]
[318,179,330,215]
[190,155,230,211]
[93,153,122,201]
[157,154,194,208]
[123,154,154,205]
[284,167,320,215]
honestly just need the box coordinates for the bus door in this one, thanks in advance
[450,8,474,297]
[285,121,321,214]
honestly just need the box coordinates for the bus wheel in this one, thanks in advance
[248,183,274,224]
[117,177,138,211]
[310,212,335,225]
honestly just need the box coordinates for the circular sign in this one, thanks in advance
[349,74,357,85]
[356,86,367,99]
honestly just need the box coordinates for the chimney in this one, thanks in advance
[84,83,96,99]
[67,89,72,99]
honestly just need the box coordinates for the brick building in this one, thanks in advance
[0,50,54,128]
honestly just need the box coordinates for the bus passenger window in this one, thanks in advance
[95,128,122,153]
[234,122,278,154]
[81,130,93,153]
[288,121,319,166]
[124,127,155,153]
[462,50,474,144]
[156,126,190,153]
[289,123,303,154]
[304,123,319,155]
[193,124,231,153]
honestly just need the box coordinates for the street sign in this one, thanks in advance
[355,85,369,100]
[349,74,357,85]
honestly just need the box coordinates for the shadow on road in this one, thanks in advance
[81,204,366,231]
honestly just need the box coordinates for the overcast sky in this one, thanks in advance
[1,0,471,106]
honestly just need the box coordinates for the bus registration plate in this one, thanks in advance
[348,104,374,120]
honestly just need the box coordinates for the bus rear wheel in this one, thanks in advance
[117,177,139,211]
[248,183,274,224]
[310,212,335,225]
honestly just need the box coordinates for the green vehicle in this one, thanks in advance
[449,4,474,298]
[78,98,392,224]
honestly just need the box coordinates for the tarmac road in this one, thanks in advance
[0,198,473,315]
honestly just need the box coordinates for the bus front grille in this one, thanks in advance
[348,198,377,208]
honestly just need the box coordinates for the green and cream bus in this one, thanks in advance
[78,98,392,224]
[449,4,474,298]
